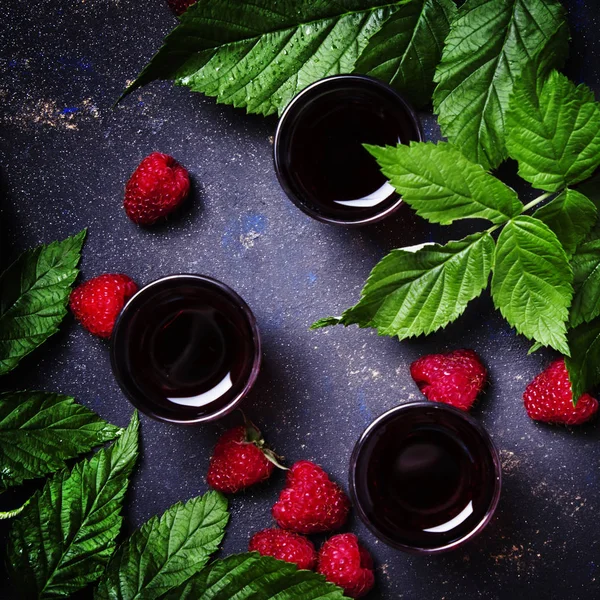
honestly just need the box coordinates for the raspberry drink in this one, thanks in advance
[274,75,422,226]
[111,274,260,424]
[350,402,501,553]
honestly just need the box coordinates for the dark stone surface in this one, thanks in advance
[1,1,599,598]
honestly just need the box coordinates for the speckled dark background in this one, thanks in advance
[1,1,600,598]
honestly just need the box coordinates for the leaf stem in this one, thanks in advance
[0,496,31,520]
[522,192,552,213]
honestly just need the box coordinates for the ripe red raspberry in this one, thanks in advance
[124,152,190,225]
[167,0,196,16]
[70,274,138,338]
[207,422,278,494]
[410,349,487,411]
[317,534,375,598]
[523,359,598,425]
[272,461,350,534]
[249,528,317,571]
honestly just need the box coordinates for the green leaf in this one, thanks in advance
[528,341,543,355]
[314,232,495,339]
[491,216,572,354]
[122,0,406,116]
[433,0,568,170]
[7,412,139,598]
[366,141,522,224]
[533,189,597,257]
[161,553,350,600]
[570,239,600,328]
[311,316,343,329]
[0,391,121,491]
[95,491,229,600]
[506,71,600,192]
[353,0,456,107]
[566,317,600,401]
[0,230,86,376]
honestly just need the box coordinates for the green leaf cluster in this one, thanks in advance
[316,58,600,403]
[0,232,117,513]
[122,0,457,112]
[161,553,351,599]
[433,0,569,170]
[7,412,140,598]
[95,491,230,600]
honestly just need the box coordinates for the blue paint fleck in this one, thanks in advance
[265,310,285,330]
[357,388,372,424]
[222,213,268,255]
[61,106,79,115]
[8,59,17,68]
[307,271,317,285]
[243,213,267,232]
[57,56,94,71]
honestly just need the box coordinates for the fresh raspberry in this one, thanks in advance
[272,461,350,534]
[207,422,278,493]
[410,349,487,411]
[523,359,598,425]
[317,534,375,598]
[70,274,138,339]
[167,0,196,16]
[124,152,190,225]
[249,528,317,571]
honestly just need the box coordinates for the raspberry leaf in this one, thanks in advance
[506,71,600,193]
[433,0,568,170]
[122,0,406,116]
[533,189,598,258]
[7,412,139,598]
[312,232,495,339]
[570,240,600,328]
[366,141,522,224]
[566,317,600,402]
[0,391,121,491]
[0,230,86,376]
[491,216,572,355]
[160,553,350,599]
[353,0,456,107]
[95,491,229,600]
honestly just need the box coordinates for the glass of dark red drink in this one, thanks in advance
[273,74,422,226]
[350,402,501,553]
[110,274,261,424]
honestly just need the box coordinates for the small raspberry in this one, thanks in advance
[272,461,350,534]
[410,349,487,411]
[207,422,279,494]
[317,534,375,599]
[70,274,138,338]
[124,152,190,225]
[523,359,598,425]
[249,528,317,571]
[167,0,197,16]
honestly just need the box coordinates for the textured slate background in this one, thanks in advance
[1,1,600,598]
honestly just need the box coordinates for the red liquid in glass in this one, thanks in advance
[352,404,500,551]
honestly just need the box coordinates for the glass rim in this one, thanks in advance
[273,74,423,227]
[349,401,502,554]
[110,273,262,425]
